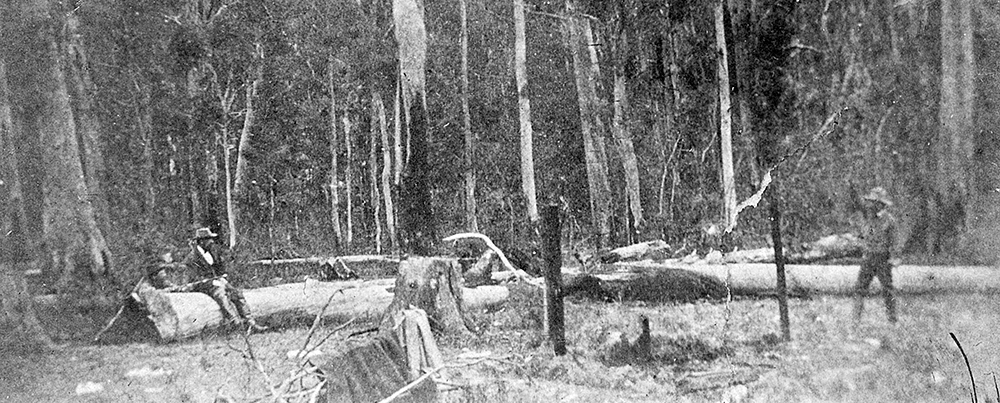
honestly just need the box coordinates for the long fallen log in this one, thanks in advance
[563,269,730,302]
[719,233,862,264]
[126,280,509,342]
[597,240,671,264]
[245,255,401,280]
[611,262,1000,295]
[248,255,400,266]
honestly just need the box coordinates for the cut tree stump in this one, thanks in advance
[380,256,474,336]
[321,309,440,403]
[110,276,507,342]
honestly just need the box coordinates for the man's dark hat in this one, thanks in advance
[862,186,893,207]
[193,227,219,240]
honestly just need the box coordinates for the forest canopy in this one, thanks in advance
[2,0,998,298]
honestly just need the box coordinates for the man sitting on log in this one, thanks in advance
[176,227,267,332]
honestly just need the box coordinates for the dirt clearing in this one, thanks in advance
[2,287,997,402]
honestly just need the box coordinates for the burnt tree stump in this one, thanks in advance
[380,256,473,336]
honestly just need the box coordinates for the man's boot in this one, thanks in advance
[211,288,241,325]
[884,290,897,324]
[852,294,865,322]
[234,296,267,333]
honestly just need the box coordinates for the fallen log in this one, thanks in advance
[121,279,508,342]
[248,255,400,266]
[597,240,671,264]
[612,262,1000,295]
[720,233,862,264]
[563,269,730,302]
[245,255,401,280]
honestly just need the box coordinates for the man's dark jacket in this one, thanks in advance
[183,245,227,280]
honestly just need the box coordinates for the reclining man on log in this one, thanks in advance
[149,228,267,333]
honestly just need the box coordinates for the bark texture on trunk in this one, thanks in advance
[375,92,398,251]
[328,57,344,250]
[393,0,436,255]
[461,0,479,232]
[230,42,263,249]
[514,0,539,223]
[566,4,612,249]
[612,74,643,231]
[370,101,383,253]
[610,3,643,235]
[65,14,109,236]
[344,115,354,248]
[0,56,53,349]
[715,1,736,232]
[9,0,112,293]
[931,0,975,254]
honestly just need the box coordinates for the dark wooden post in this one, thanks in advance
[768,182,791,341]
[543,204,566,355]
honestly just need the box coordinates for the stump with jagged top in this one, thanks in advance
[380,256,473,336]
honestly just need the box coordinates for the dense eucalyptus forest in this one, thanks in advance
[1,0,998,344]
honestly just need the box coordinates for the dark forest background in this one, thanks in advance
[3,0,1000,301]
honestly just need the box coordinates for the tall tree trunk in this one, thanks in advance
[716,0,736,232]
[393,0,437,255]
[729,0,755,183]
[222,124,235,245]
[328,56,344,251]
[134,77,157,218]
[0,56,52,348]
[65,14,109,236]
[370,101,383,254]
[566,5,612,249]
[932,0,975,253]
[393,78,404,187]
[610,3,643,234]
[344,114,354,249]
[460,0,479,232]
[1,58,27,262]
[658,28,682,220]
[375,92,398,251]
[513,0,539,223]
[748,0,797,340]
[230,42,263,250]
[7,0,112,294]
[210,71,237,251]
[612,75,642,233]
[937,0,975,192]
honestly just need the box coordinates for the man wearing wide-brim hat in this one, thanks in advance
[854,187,898,323]
[180,227,266,332]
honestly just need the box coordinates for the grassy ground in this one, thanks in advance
[2,284,998,403]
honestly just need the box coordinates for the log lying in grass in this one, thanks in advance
[612,262,1000,296]
[597,240,671,264]
[720,233,862,264]
[563,269,730,302]
[128,279,509,342]
[245,255,401,280]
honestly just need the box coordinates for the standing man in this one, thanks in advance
[854,187,898,323]
[183,227,266,332]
